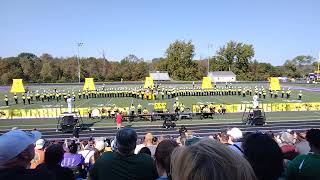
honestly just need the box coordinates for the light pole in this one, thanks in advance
[208,43,213,76]
[77,42,84,83]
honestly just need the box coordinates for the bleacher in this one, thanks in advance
[149,71,171,81]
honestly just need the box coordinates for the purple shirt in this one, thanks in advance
[61,153,84,167]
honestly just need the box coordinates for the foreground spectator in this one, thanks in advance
[0,130,53,180]
[135,132,157,156]
[139,146,152,156]
[36,144,74,180]
[90,128,158,180]
[242,133,284,180]
[88,140,106,168]
[280,132,299,161]
[61,141,86,178]
[155,139,179,180]
[294,131,310,154]
[30,138,46,169]
[171,139,256,180]
[285,129,320,180]
[227,127,244,155]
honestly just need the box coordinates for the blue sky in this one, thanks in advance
[0,0,319,65]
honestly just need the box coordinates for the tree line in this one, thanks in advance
[0,40,317,84]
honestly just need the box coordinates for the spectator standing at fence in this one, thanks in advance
[116,112,122,129]
[285,129,320,180]
[36,144,74,180]
[89,128,158,180]
[0,130,53,180]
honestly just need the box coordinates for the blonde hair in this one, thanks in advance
[171,139,257,180]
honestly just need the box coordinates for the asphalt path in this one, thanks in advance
[1,119,319,140]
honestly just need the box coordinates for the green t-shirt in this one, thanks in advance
[90,152,158,180]
[284,153,320,180]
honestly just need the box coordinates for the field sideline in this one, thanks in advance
[0,111,320,131]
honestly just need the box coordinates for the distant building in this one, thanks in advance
[208,71,236,82]
[149,71,171,81]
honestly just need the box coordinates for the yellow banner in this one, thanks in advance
[154,103,166,109]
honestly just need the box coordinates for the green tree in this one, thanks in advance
[216,41,254,80]
[165,40,198,80]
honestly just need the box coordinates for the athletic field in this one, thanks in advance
[0,82,319,131]
[1,82,320,111]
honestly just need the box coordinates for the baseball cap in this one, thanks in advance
[227,128,243,140]
[0,130,41,165]
[35,139,45,150]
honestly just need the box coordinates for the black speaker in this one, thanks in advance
[253,109,262,117]
[252,116,265,126]
[60,115,76,132]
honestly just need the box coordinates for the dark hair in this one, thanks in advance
[155,139,179,180]
[105,139,111,147]
[306,129,320,149]
[68,142,78,154]
[218,131,229,143]
[45,144,65,165]
[139,147,151,156]
[242,133,283,180]
[116,128,137,154]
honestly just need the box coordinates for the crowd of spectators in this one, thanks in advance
[0,126,320,180]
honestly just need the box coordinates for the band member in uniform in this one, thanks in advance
[298,90,303,100]
[13,94,18,104]
[4,95,9,106]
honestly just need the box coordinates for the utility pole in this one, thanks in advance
[77,42,84,83]
[102,49,107,77]
[318,51,320,81]
[208,43,213,76]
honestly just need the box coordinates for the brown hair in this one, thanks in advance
[171,139,257,180]
[155,140,179,179]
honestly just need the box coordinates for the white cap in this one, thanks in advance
[95,141,105,151]
[227,128,243,140]
[35,139,45,150]
[0,130,41,165]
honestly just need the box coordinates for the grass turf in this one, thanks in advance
[1,83,320,111]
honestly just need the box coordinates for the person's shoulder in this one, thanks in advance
[134,153,154,162]
[99,151,116,160]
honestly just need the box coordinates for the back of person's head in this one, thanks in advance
[116,128,137,154]
[280,132,294,144]
[45,144,64,165]
[155,139,179,180]
[306,129,320,150]
[68,142,78,154]
[144,133,153,144]
[218,131,229,144]
[242,133,283,180]
[139,147,151,156]
[227,128,243,142]
[171,139,256,180]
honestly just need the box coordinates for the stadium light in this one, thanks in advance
[77,42,84,83]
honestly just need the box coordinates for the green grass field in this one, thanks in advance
[1,82,320,112]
